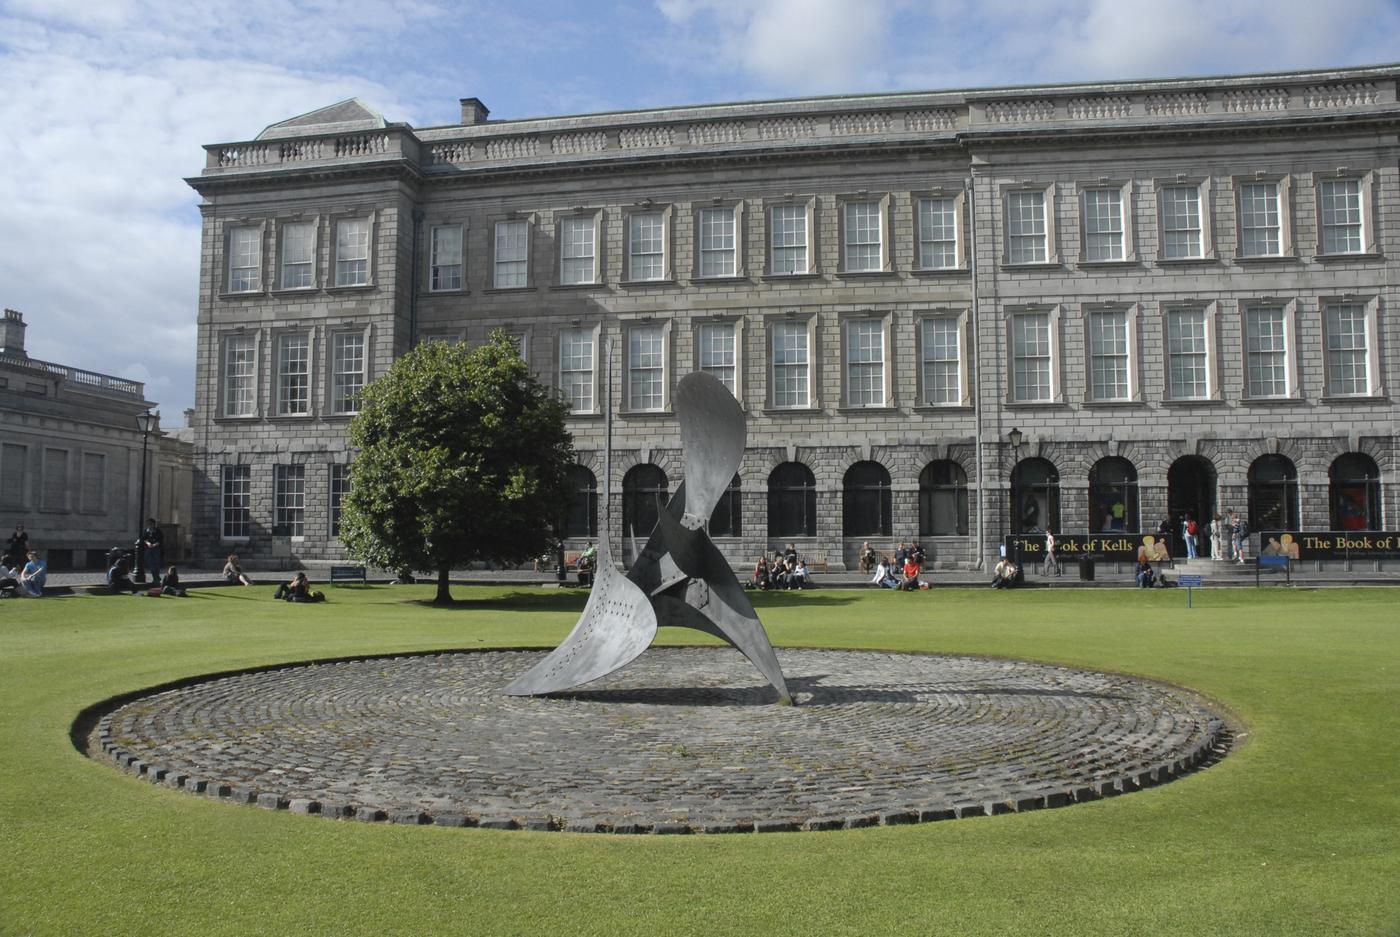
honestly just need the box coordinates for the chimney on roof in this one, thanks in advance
[459,97,490,125]
[1,309,26,357]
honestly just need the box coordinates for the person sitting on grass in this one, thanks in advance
[161,566,189,597]
[274,572,325,603]
[751,556,769,590]
[19,551,47,598]
[871,557,899,589]
[899,555,922,591]
[792,558,810,590]
[222,553,252,586]
[1,561,20,597]
[991,557,1017,589]
[1135,557,1156,589]
[107,557,137,594]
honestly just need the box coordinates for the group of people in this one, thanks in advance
[1170,510,1250,563]
[751,545,812,590]
[3,523,46,598]
[105,555,189,596]
[868,541,929,591]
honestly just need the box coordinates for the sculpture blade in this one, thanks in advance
[674,371,745,521]
[502,539,657,696]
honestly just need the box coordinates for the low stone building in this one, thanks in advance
[0,309,193,570]
[186,65,1400,570]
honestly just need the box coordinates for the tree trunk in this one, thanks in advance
[433,566,453,605]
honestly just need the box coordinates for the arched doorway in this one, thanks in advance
[564,465,597,538]
[919,460,969,536]
[622,464,668,541]
[842,461,892,537]
[1330,453,1381,531]
[1010,458,1059,534]
[1088,456,1138,533]
[1167,456,1216,556]
[767,462,816,537]
[1249,455,1298,531]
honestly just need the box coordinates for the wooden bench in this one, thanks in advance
[329,565,367,586]
[807,551,830,573]
[1255,554,1291,585]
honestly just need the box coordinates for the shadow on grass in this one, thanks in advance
[404,588,863,612]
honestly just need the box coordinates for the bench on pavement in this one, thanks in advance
[807,551,830,573]
[329,565,367,586]
[1255,554,1291,586]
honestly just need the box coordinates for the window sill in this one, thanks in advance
[270,287,321,296]
[424,288,469,296]
[691,274,749,285]
[1003,400,1067,409]
[1080,398,1147,408]
[563,410,603,420]
[760,272,821,282]
[836,405,898,414]
[1231,255,1297,264]
[267,413,316,421]
[835,270,897,280]
[551,282,605,291]
[1319,393,1389,404]
[325,284,375,293]
[1075,259,1139,269]
[999,262,1063,272]
[1239,396,1305,406]
[619,409,673,418]
[1312,252,1383,263]
[220,537,251,543]
[909,267,970,277]
[619,278,676,288]
[323,411,358,420]
[1160,397,1227,407]
[214,414,262,423]
[762,405,821,414]
[219,290,267,300]
[911,403,974,413]
[483,285,538,294]
[1154,256,1219,266]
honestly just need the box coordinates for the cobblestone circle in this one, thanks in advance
[93,648,1228,833]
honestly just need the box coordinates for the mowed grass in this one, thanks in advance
[1,585,1397,937]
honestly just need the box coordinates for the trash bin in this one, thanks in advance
[1078,555,1096,581]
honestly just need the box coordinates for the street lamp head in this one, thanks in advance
[137,410,157,434]
[1007,427,1023,450]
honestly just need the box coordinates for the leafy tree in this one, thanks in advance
[340,331,575,604]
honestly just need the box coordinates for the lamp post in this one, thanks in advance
[1006,428,1024,580]
[134,409,157,583]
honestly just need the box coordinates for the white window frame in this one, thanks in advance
[332,216,373,287]
[914,191,966,271]
[558,324,600,414]
[841,314,892,408]
[625,207,671,282]
[1163,304,1220,402]
[1002,184,1058,265]
[1320,297,1382,398]
[766,198,816,275]
[274,332,313,416]
[1083,305,1140,403]
[1234,175,1294,259]
[917,311,971,407]
[838,196,891,273]
[220,464,251,541]
[1242,300,1298,400]
[274,464,306,539]
[767,316,818,409]
[625,321,671,412]
[329,328,368,415]
[277,219,318,290]
[1007,306,1062,403]
[1079,182,1134,263]
[1314,172,1375,257]
[429,223,464,292]
[694,318,744,401]
[695,202,744,278]
[557,211,601,286]
[1154,178,1214,261]
[220,332,259,418]
[226,223,264,293]
[492,217,531,289]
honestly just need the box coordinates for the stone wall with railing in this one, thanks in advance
[0,351,144,399]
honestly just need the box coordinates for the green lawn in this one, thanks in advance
[2,586,1397,937]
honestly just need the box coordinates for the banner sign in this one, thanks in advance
[1002,534,1165,563]
[1257,531,1400,560]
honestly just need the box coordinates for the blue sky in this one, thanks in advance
[1,0,1397,424]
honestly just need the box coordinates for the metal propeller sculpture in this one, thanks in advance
[503,369,792,704]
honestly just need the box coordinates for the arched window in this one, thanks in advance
[709,473,742,537]
[1088,457,1139,533]
[767,462,816,537]
[1248,455,1298,531]
[843,462,892,537]
[622,464,667,538]
[564,465,597,537]
[1011,458,1059,534]
[919,460,968,536]
[1330,453,1380,531]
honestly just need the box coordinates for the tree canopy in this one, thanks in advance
[339,332,575,603]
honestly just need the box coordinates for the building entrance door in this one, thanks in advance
[1167,456,1216,558]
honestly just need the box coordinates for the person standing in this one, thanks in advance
[1209,513,1223,560]
[1183,514,1198,559]
[1232,512,1249,564]
[4,522,28,569]
[1042,529,1059,576]
[1219,511,1235,561]
[140,518,164,583]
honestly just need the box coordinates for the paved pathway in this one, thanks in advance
[95,648,1228,833]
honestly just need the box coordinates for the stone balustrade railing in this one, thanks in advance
[202,78,1396,176]
[1,352,144,398]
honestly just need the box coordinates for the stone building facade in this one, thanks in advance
[186,66,1400,570]
[0,309,194,569]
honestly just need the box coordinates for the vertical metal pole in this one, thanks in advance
[135,426,150,583]
[603,334,613,560]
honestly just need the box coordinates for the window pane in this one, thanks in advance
[1083,189,1124,261]
[846,320,884,406]
[223,336,256,417]
[628,325,664,411]
[1239,182,1280,257]
[844,201,881,272]
[559,328,594,411]
[771,321,809,407]
[274,464,305,537]
[332,332,365,414]
[698,322,737,394]
[1161,185,1202,259]
[770,204,808,273]
[430,225,462,291]
[560,216,596,284]
[280,222,315,289]
[277,335,309,415]
[699,207,736,277]
[1088,310,1129,400]
[329,464,351,537]
[335,219,369,286]
[1325,303,1368,396]
[494,220,529,287]
[918,197,958,269]
[1011,313,1051,402]
[629,212,665,280]
[1246,307,1287,397]
[229,227,261,291]
[1320,179,1362,254]
[221,465,250,538]
[1167,309,1208,400]
[1007,191,1047,263]
[921,318,959,404]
